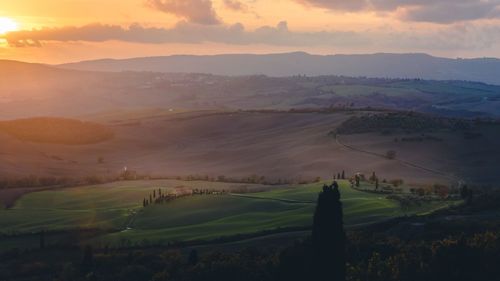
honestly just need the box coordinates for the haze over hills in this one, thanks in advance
[2,59,500,119]
[58,52,500,85]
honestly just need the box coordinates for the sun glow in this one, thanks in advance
[0,17,18,34]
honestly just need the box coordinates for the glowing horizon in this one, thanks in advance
[0,17,18,34]
[1,0,500,64]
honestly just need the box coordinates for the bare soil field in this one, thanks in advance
[1,111,498,186]
[340,125,500,185]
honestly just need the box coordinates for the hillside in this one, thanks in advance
[58,52,500,85]
[0,180,456,246]
[335,112,471,134]
[1,111,499,185]
[1,61,500,119]
[0,117,113,145]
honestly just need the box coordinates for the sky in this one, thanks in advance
[0,0,500,63]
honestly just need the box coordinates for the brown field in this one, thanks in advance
[0,117,114,145]
[1,110,498,186]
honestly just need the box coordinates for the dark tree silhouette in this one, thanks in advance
[312,181,346,281]
[81,245,94,273]
[460,185,473,205]
[355,174,360,187]
[188,249,199,266]
[341,170,345,179]
[39,230,45,249]
[460,185,468,199]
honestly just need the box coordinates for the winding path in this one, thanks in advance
[121,209,142,232]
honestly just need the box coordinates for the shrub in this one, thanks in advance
[386,150,397,160]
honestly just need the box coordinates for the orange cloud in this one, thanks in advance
[146,0,221,25]
[223,0,248,12]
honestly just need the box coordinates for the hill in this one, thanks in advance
[1,111,499,185]
[1,61,500,119]
[0,117,113,145]
[58,52,500,85]
[0,180,456,248]
[335,112,471,135]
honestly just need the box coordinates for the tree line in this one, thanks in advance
[0,172,323,190]
[142,188,228,207]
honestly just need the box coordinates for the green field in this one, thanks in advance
[0,180,457,248]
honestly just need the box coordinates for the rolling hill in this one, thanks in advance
[0,179,457,249]
[1,60,500,119]
[0,117,113,145]
[1,110,499,186]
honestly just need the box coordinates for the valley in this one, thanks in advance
[0,179,459,251]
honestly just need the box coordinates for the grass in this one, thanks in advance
[0,180,269,233]
[0,180,456,248]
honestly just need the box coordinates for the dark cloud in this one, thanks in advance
[401,1,500,23]
[296,0,500,23]
[146,0,221,25]
[296,0,367,11]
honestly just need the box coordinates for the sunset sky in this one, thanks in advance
[1,0,500,63]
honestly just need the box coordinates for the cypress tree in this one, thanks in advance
[39,230,45,249]
[460,185,469,200]
[312,181,346,281]
[188,249,199,266]
[81,245,94,273]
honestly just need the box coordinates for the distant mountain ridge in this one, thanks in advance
[57,52,500,85]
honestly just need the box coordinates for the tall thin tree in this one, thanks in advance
[312,181,346,281]
[39,230,45,249]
